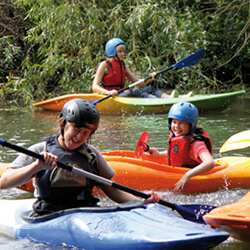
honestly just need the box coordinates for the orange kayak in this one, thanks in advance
[203,191,250,242]
[103,151,250,193]
[1,150,250,194]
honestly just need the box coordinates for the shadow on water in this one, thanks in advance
[0,95,249,249]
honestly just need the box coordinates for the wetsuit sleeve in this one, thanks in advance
[87,145,115,180]
[8,142,46,169]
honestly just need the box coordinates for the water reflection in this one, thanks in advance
[0,96,249,249]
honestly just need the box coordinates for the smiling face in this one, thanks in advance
[115,44,126,60]
[59,121,92,151]
[171,119,191,137]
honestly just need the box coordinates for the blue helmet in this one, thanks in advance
[105,38,125,57]
[168,102,199,134]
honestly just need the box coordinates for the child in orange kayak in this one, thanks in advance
[147,101,214,191]
[0,99,161,215]
[92,38,178,98]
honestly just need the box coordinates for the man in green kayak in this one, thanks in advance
[0,99,161,216]
[92,38,184,98]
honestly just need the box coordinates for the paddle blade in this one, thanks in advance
[176,204,217,224]
[90,100,99,106]
[0,138,4,146]
[135,132,150,158]
[220,130,250,153]
[173,48,205,69]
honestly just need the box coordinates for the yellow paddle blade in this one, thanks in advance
[220,130,250,153]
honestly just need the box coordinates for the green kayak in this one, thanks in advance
[33,90,246,114]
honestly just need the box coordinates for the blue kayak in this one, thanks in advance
[0,199,228,249]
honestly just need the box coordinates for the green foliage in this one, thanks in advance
[0,0,249,106]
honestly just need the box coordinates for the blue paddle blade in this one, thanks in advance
[176,204,216,224]
[90,100,99,106]
[0,138,4,145]
[173,48,205,69]
[89,94,114,106]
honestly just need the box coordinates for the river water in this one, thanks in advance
[0,95,249,249]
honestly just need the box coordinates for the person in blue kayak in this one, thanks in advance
[0,99,161,216]
[92,37,182,98]
[146,101,214,191]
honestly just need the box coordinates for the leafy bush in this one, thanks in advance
[0,0,249,105]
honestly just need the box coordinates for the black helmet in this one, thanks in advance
[60,98,100,132]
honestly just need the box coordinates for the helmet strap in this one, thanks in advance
[61,119,67,141]
[114,52,124,85]
[61,128,65,141]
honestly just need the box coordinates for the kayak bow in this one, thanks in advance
[204,191,250,242]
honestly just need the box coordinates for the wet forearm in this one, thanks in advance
[102,185,139,203]
[185,160,215,179]
[92,84,110,95]
[0,162,39,189]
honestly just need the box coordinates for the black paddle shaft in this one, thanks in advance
[112,182,177,209]
[92,48,205,106]
[1,139,177,209]
[94,65,174,105]
[1,140,72,172]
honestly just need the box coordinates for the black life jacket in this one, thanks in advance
[34,135,99,211]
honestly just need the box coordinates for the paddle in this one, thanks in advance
[0,138,215,224]
[220,130,250,153]
[135,132,150,158]
[92,48,205,106]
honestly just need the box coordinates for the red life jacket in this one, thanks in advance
[96,59,126,90]
[167,129,212,168]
